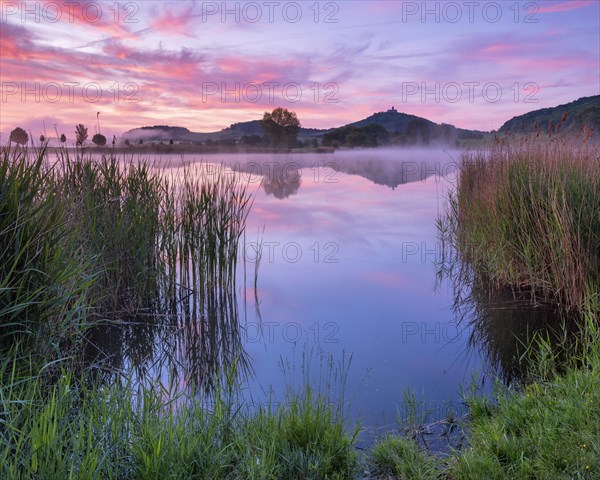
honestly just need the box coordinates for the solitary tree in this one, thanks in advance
[60,133,67,143]
[9,127,29,146]
[92,133,107,147]
[262,107,301,150]
[75,124,88,147]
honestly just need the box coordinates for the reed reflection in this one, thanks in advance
[84,163,255,394]
[437,229,579,384]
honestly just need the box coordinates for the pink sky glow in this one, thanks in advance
[0,0,598,142]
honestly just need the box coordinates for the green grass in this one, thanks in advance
[370,435,440,479]
[448,313,600,480]
[0,362,359,479]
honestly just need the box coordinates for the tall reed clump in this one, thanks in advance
[0,146,96,359]
[1,145,253,374]
[446,133,599,313]
[54,151,163,312]
[156,164,253,390]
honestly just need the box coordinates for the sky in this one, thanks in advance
[1,0,599,142]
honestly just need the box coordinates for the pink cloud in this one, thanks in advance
[49,0,135,39]
[538,0,594,13]
[483,44,514,53]
[149,3,197,34]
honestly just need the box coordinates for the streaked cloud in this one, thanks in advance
[1,0,598,139]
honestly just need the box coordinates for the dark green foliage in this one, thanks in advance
[91,133,107,147]
[262,108,301,150]
[405,118,432,145]
[322,124,389,147]
[499,95,600,134]
[9,127,28,146]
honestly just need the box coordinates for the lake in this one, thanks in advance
[84,148,560,442]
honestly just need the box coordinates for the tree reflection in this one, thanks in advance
[262,163,302,199]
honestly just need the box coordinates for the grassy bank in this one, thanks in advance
[0,361,359,479]
[368,303,600,478]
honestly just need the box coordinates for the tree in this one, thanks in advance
[262,107,301,150]
[240,134,264,147]
[39,134,45,142]
[60,133,66,143]
[9,127,29,146]
[92,133,107,147]
[75,124,88,146]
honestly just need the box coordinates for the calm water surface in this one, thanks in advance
[87,149,499,436]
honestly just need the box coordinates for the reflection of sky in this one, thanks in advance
[234,151,486,428]
[72,149,488,431]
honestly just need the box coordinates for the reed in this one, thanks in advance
[1,145,253,385]
[441,132,600,313]
[0,146,96,359]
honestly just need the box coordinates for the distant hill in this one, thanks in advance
[322,108,485,147]
[340,108,487,139]
[499,95,600,134]
[123,121,325,144]
[122,97,598,147]
[122,109,484,147]
[342,108,426,132]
